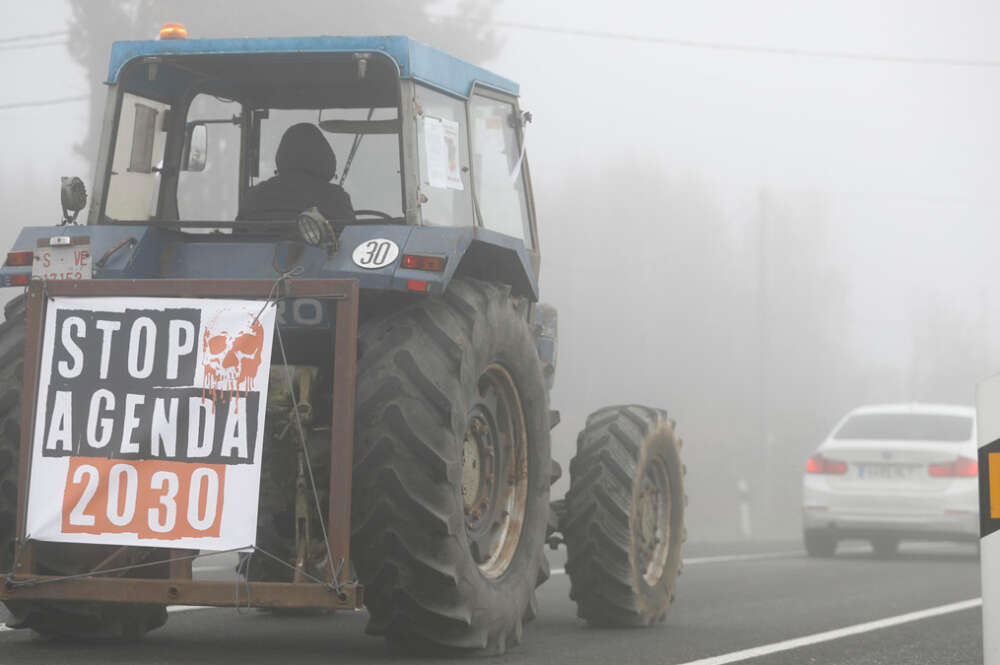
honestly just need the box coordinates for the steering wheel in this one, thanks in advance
[353,209,395,220]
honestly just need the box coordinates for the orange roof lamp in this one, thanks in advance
[159,23,188,40]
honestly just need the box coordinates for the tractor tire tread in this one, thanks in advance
[564,405,685,627]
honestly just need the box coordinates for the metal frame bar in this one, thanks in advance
[3,278,361,610]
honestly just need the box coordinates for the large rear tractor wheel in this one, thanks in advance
[564,405,685,626]
[351,279,551,654]
[0,296,167,640]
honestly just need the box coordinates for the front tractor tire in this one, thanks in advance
[351,279,551,654]
[0,297,167,640]
[564,405,686,626]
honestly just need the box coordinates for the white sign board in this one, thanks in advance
[979,375,1000,665]
[423,116,464,191]
[25,296,276,551]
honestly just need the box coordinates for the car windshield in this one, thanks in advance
[833,413,973,442]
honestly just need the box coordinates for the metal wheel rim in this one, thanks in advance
[636,456,671,587]
[461,363,529,579]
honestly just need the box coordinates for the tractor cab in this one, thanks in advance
[102,33,533,236]
[0,33,539,299]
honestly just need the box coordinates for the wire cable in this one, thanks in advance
[0,30,68,44]
[0,39,68,53]
[0,95,87,111]
[427,12,1000,69]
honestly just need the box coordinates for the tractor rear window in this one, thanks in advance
[105,93,170,221]
[833,413,973,442]
[415,86,473,227]
[470,95,532,245]
[178,94,242,221]
[258,107,403,220]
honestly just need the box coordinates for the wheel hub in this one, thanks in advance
[636,458,671,587]
[461,414,494,521]
[462,364,528,579]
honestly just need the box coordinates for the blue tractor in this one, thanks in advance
[0,31,685,652]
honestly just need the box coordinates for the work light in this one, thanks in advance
[296,207,337,252]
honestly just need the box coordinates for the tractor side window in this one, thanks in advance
[469,95,532,245]
[414,86,473,226]
[104,92,170,221]
[177,95,241,220]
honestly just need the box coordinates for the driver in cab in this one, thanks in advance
[237,122,354,223]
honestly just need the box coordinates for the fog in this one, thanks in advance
[2,0,999,541]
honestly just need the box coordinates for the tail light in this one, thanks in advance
[806,453,847,475]
[406,280,428,292]
[401,254,446,272]
[928,457,978,477]
[5,250,33,267]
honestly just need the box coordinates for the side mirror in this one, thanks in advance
[60,177,87,225]
[182,124,208,172]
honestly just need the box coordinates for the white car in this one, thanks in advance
[802,403,978,557]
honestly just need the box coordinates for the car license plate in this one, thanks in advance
[855,462,920,480]
[33,236,92,280]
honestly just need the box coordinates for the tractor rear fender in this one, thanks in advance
[394,226,538,301]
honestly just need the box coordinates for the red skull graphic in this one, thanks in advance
[201,310,265,404]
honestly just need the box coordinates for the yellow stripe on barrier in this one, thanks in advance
[991,452,1000,519]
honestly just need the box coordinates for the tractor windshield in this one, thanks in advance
[102,52,404,227]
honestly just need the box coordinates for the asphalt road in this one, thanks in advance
[0,540,982,664]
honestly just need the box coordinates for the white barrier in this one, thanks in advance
[977,376,1000,663]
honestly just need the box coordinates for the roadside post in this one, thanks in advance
[977,375,1000,663]
[737,478,753,539]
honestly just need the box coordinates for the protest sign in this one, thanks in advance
[24,296,276,551]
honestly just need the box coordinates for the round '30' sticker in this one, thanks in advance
[352,239,399,269]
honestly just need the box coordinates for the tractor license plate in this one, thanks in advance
[33,236,92,280]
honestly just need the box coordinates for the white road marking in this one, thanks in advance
[0,624,13,632]
[167,605,212,614]
[682,550,804,565]
[549,541,967,575]
[550,549,804,575]
[674,597,982,665]
[191,565,235,573]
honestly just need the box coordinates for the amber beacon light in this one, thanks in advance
[159,23,188,40]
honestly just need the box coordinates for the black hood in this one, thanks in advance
[275,123,336,181]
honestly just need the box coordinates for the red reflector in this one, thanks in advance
[826,459,847,474]
[406,280,428,292]
[8,274,29,286]
[401,254,446,272]
[929,457,978,477]
[956,457,978,476]
[806,453,847,475]
[6,250,32,267]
